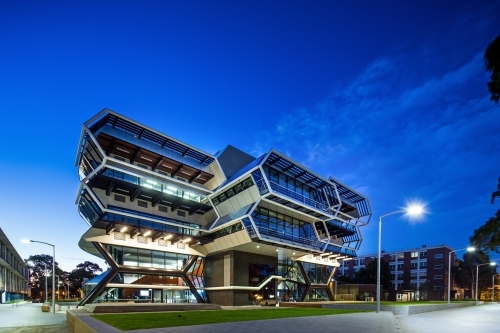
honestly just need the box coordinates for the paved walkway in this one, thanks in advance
[3,302,500,332]
[0,303,71,333]
[396,303,500,333]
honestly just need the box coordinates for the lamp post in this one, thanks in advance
[22,240,56,313]
[377,205,424,313]
[475,262,496,301]
[447,247,475,304]
[492,274,500,302]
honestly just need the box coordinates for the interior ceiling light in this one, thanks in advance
[164,234,173,240]
[120,226,128,233]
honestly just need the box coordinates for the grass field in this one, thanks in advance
[92,308,365,330]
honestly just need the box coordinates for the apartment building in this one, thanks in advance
[337,244,455,300]
[75,109,372,306]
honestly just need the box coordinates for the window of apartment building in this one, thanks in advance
[354,268,360,273]
[391,273,396,279]
[397,273,404,279]
[434,286,442,290]
[391,282,396,288]
[354,259,359,266]
[434,254,443,259]
[411,251,418,258]
[397,263,404,269]
[390,255,396,261]
[420,251,427,257]
[410,272,417,278]
[397,282,403,287]
[410,282,418,288]
[411,262,418,268]
[420,271,427,277]
[398,253,404,259]
[390,264,396,271]
[420,261,427,267]
[434,264,443,269]
[434,275,443,280]
[360,259,365,265]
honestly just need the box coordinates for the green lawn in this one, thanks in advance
[92,308,365,330]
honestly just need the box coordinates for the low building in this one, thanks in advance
[0,228,28,303]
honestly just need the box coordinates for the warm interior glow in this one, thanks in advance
[164,234,173,240]
[143,230,151,236]
[407,206,423,215]
[21,239,31,244]
[183,237,192,243]
[120,226,128,233]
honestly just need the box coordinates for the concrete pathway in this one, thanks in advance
[0,302,71,333]
[396,303,500,333]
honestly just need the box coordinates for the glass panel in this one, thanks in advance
[138,249,152,267]
[123,248,138,266]
[152,251,165,269]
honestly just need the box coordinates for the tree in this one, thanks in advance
[485,35,500,103]
[470,210,500,253]
[25,254,64,300]
[492,177,500,204]
[353,258,391,290]
[454,250,496,299]
[68,261,103,296]
[418,282,434,300]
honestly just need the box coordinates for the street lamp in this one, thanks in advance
[377,205,424,313]
[22,239,56,314]
[447,247,475,304]
[492,274,500,302]
[475,262,496,301]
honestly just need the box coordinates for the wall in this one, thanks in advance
[204,250,277,306]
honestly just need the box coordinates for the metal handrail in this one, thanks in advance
[268,181,328,212]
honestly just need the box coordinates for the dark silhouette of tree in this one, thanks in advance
[485,35,500,103]
[470,210,500,253]
[454,250,496,299]
[25,254,63,300]
[353,258,391,290]
[68,261,103,296]
[492,177,500,204]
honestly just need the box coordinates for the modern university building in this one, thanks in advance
[75,109,371,306]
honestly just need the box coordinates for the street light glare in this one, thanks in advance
[467,247,475,252]
[407,206,423,216]
[21,239,31,244]
[490,262,496,266]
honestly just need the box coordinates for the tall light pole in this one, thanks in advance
[476,262,496,301]
[377,205,424,313]
[447,247,475,304]
[22,240,56,313]
[492,274,500,302]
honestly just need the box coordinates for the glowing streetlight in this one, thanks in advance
[448,247,475,304]
[377,205,424,313]
[476,262,496,302]
[22,239,56,313]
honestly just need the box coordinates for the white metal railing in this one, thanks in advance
[268,181,328,212]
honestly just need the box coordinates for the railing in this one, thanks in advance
[254,179,270,195]
[268,181,328,213]
[255,226,323,251]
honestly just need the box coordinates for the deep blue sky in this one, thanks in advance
[1,1,499,271]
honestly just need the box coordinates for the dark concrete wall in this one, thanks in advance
[204,250,278,306]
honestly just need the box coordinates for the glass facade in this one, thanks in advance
[251,207,319,249]
[101,168,206,204]
[248,263,275,301]
[105,244,190,270]
[212,177,254,206]
[302,262,333,284]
